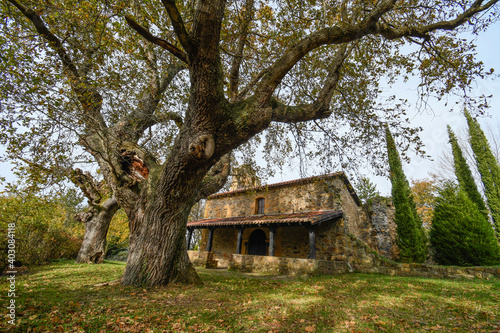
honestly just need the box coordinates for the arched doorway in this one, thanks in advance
[247,229,268,256]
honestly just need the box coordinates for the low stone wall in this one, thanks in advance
[345,234,500,279]
[188,250,217,268]
[228,254,346,275]
[379,262,499,279]
[189,239,500,280]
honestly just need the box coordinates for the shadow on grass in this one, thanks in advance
[2,261,498,332]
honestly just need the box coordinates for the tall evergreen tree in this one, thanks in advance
[465,111,500,238]
[430,183,500,266]
[355,176,380,205]
[447,126,488,218]
[386,127,427,263]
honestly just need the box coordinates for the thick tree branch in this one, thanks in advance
[151,112,184,129]
[191,1,227,55]
[194,154,231,202]
[142,44,161,95]
[251,0,495,108]
[253,30,358,105]
[7,0,79,77]
[70,168,104,206]
[361,0,398,29]
[236,68,270,101]
[270,44,350,123]
[313,44,351,111]
[160,0,194,55]
[7,0,107,132]
[74,196,118,225]
[253,1,397,105]
[125,15,188,63]
[228,0,255,102]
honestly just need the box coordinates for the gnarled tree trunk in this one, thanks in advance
[121,149,231,286]
[123,203,201,286]
[76,197,120,263]
[121,0,231,286]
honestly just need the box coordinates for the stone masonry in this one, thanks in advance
[188,173,498,280]
[191,172,399,266]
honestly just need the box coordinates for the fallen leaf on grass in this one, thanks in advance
[305,325,316,332]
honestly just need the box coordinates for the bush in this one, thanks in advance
[430,183,500,266]
[0,191,84,269]
[105,209,129,258]
[15,223,82,266]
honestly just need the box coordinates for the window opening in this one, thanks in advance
[256,198,265,214]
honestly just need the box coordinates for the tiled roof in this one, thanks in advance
[187,210,343,228]
[208,171,360,205]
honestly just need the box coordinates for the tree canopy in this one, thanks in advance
[447,125,488,217]
[2,0,499,286]
[410,178,437,229]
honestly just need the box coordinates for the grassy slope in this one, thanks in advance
[1,260,499,332]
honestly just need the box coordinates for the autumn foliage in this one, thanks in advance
[410,178,437,230]
[0,191,84,270]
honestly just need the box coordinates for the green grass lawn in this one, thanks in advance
[1,260,499,332]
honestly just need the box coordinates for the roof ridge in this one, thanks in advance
[209,171,345,199]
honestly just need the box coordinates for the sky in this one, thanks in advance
[372,22,500,195]
[267,22,500,196]
[1,16,499,195]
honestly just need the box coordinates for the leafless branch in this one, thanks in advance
[125,15,188,63]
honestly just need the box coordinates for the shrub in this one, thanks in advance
[0,191,84,268]
[105,209,129,258]
[430,183,500,266]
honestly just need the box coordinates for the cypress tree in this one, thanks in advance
[465,110,500,238]
[447,125,488,218]
[386,127,427,263]
[430,183,500,266]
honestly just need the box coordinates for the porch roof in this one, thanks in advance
[187,209,343,229]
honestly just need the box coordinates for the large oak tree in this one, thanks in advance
[2,0,498,286]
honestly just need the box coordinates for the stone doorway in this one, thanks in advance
[247,229,268,256]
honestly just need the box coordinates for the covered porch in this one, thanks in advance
[187,210,344,265]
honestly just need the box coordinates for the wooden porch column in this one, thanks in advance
[236,228,244,254]
[308,225,316,259]
[206,228,215,252]
[186,228,193,250]
[269,226,276,256]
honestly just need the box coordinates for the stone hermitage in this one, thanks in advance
[187,172,398,272]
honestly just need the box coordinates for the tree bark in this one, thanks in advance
[76,197,120,264]
[117,148,231,286]
[121,0,229,287]
[121,161,208,285]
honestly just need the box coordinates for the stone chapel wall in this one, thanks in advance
[196,174,398,263]
[203,176,359,219]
